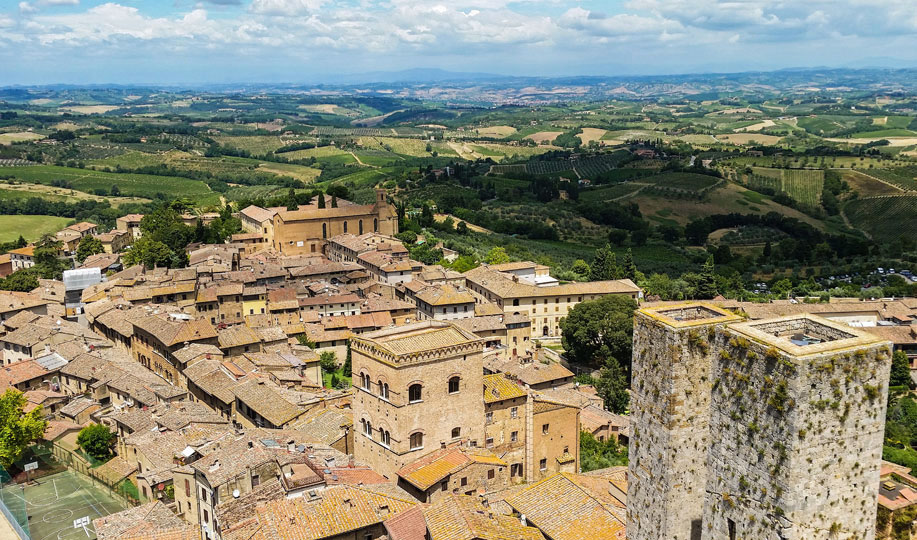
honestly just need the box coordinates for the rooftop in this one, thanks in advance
[637,302,743,329]
[728,313,887,356]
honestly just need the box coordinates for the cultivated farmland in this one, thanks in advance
[0,215,71,243]
[844,195,917,241]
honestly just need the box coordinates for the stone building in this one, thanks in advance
[629,303,892,540]
[351,321,485,479]
[269,190,398,256]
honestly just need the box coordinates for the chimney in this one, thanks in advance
[287,440,295,452]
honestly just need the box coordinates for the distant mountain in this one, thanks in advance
[321,68,505,85]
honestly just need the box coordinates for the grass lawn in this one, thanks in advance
[0,215,71,243]
[322,368,352,389]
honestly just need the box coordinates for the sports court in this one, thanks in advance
[8,470,129,540]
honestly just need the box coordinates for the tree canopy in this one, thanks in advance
[76,236,104,263]
[559,294,638,372]
[0,389,48,468]
[76,423,115,462]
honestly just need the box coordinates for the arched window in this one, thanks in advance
[409,384,423,403]
[451,427,461,438]
[359,220,363,235]
[361,373,371,391]
[379,381,389,400]
[381,429,391,447]
[448,376,460,394]
[374,218,378,232]
[410,432,423,450]
[343,221,348,233]
[360,419,367,435]
[366,421,373,439]
[322,223,327,239]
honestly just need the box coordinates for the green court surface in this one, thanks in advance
[14,470,129,540]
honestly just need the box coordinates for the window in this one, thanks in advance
[542,424,549,434]
[510,407,518,419]
[460,477,467,487]
[201,488,207,503]
[381,429,391,447]
[252,475,260,488]
[441,481,449,492]
[359,220,363,235]
[485,411,493,424]
[448,376,460,394]
[563,446,569,453]
[374,218,378,232]
[485,437,494,448]
[512,299,519,306]
[409,384,422,403]
[510,431,518,443]
[728,519,736,540]
[487,469,495,480]
[361,373,371,391]
[410,432,423,450]
[511,464,522,477]
[185,479,190,498]
[451,427,461,438]
[366,421,373,439]
[203,509,209,523]
[539,458,547,471]
[343,221,348,233]
[142,486,147,498]
[322,223,327,238]
[380,382,389,400]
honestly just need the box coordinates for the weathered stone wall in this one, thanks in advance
[628,312,726,540]
[703,330,892,540]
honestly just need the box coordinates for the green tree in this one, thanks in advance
[589,244,622,281]
[420,204,434,227]
[595,357,630,413]
[621,248,637,280]
[122,237,173,269]
[33,235,66,279]
[485,247,510,265]
[580,431,627,472]
[571,259,590,278]
[456,221,468,235]
[772,278,793,299]
[319,351,338,372]
[76,236,104,263]
[76,423,115,462]
[0,270,40,292]
[449,255,479,273]
[287,188,298,211]
[317,193,326,209]
[343,344,352,377]
[331,195,338,208]
[110,184,120,196]
[891,350,913,389]
[693,256,717,299]
[560,294,638,371]
[0,389,48,468]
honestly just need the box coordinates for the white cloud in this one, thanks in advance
[249,0,327,16]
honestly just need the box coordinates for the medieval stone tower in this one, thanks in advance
[628,304,742,540]
[629,305,892,540]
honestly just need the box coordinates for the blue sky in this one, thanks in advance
[1,0,916,85]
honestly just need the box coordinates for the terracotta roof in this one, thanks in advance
[0,360,53,387]
[298,293,361,307]
[218,324,262,349]
[240,205,278,224]
[454,315,507,335]
[398,446,505,491]
[485,351,574,386]
[0,291,50,314]
[362,321,481,357]
[233,379,304,426]
[93,501,195,540]
[465,265,640,299]
[67,222,97,233]
[414,284,475,307]
[8,246,35,257]
[384,505,427,540]
[423,494,545,540]
[43,419,82,441]
[482,374,526,404]
[132,315,217,347]
[504,473,626,540]
[247,484,416,540]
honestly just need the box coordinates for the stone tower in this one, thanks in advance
[704,314,891,540]
[628,304,742,540]
[350,321,485,479]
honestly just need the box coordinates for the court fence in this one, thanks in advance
[0,466,30,540]
[49,442,142,506]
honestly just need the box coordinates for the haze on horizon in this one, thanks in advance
[1,0,917,85]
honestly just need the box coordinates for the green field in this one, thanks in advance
[579,183,644,201]
[282,146,359,164]
[6,165,219,204]
[850,129,917,138]
[844,195,917,241]
[644,172,721,192]
[859,168,917,191]
[749,168,824,206]
[0,215,71,242]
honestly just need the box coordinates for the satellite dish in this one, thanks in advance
[232,489,240,498]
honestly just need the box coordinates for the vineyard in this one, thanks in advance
[312,127,387,137]
[644,172,721,192]
[0,159,34,167]
[844,195,917,242]
[157,134,207,147]
[490,151,633,177]
[579,183,644,202]
[859,168,917,191]
[748,167,824,206]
